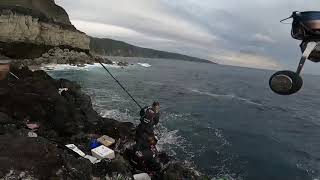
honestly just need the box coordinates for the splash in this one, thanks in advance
[137,63,152,67]
[155,112,191,152]
[155,126,188,156]
[99,109,135,122]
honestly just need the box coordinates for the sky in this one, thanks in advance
[56,0,320,73]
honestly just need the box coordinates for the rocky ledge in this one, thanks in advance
[0,67,208,180]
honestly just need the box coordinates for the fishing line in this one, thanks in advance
[97,60,142,109]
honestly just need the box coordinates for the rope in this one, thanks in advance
[98,61,143,109]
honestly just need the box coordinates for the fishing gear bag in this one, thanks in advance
[285,11,320,40]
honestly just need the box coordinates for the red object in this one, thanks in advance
[26,123,40,130]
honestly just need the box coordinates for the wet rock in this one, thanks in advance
[104,155,132,176]
[12,47,94,67]
[96,120,135,142]
[0,135,62,179]
[60,153,92,180]
[102,58,114,65]
[161,163,208,180]
[1,169,37,180]
[117,61,128,66]
[105,173,132,180]
[93,56,113,65]
[0,112,11,125]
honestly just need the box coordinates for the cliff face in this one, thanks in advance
[0,0,90,58]
[0,0,71,25]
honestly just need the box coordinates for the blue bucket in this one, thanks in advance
[90,139,101,149]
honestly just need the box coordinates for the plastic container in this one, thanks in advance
[90,139,102,149]
[97,135,115,147]
[133,173,151,180]
[84,155,101,164]
[65,144,86,157]
[91,145,115,160]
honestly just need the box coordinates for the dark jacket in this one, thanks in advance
[140,107,160,126]
[132,141,161,172]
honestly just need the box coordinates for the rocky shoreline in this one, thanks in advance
[0,65,209,180]
[11,47,129,70]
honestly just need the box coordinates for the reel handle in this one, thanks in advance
[296,41,317,75]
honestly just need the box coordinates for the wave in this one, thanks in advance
[99,109,135,122]
[155,126,188,156]
[137,63,152,67]
[42,63,122,71]
[189,89,263,106]
[144,81,164,86]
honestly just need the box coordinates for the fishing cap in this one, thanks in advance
[0,55,11,64]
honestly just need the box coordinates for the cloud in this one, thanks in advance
[252,34,276,44]
[215,51,282,70]
[72,20,175,43]
[72,20,143,39]
[56,0,320,72]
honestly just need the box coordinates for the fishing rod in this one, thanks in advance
[9,72,19,79]
[97,60,143,109]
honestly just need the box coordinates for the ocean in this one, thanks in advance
[47,58,320,180]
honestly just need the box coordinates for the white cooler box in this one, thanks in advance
[133,173,151,180]
[91,145,115,160]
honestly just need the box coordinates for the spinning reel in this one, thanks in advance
[270,11,320,95]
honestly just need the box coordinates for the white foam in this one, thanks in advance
[99,109,134,122]
[137,63,152,67]
[154,113,193,157]
[156,128,185,154]
[42,63,122,71]
[190,89,263,106]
